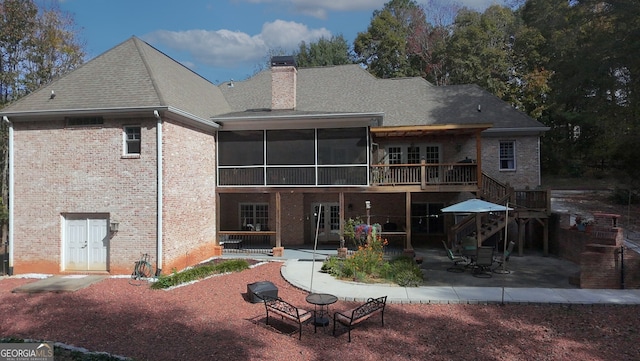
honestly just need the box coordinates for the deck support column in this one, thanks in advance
[275,192,282,249]
[405,191,413,253]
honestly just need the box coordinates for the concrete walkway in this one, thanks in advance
[229,248,640,305]
[280,258,640,305]
[7,247,640,304]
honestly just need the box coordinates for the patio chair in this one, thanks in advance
[472,246,495,278]
[493,241,515,272]
[442,241,468,273]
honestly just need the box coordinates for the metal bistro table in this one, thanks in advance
[305,293,338,332]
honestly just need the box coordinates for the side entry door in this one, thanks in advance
[65,216,109,271]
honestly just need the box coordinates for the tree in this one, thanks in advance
[0,0,84,105]
[521,0,640,181]
[295,35,354,68]
[445,5,520,98]
[354,0,425,78]
[0,0,85,249]
[406,0,459,85]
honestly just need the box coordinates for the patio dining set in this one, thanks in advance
[442,238,516,277]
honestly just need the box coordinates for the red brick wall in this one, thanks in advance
[481,136,542,189]
[554,219,640,289]
[280,193,305,246]
[556,228,590,264]
[271,65,296,110]
[13,117,158,274]
[160,120,217,273]
[580,244,640,289]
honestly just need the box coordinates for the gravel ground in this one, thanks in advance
[1,261,639,361]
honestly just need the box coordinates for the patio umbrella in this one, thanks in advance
[441,199,513,275]
[440,198,512,213]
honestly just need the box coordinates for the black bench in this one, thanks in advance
[333,296,387,342]
[263,296,313,339]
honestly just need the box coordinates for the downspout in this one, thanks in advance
[537,137,542,186]
[2,116,13,275]
[154,110,163,276]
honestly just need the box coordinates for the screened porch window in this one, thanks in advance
[218,127,368,186]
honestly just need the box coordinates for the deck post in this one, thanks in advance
[275,192,282,248]
[405,191,413,252]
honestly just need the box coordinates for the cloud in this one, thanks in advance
[260,20,331,49]
[241,0,386,19]
[239,0,501,19]
[142,20,330,69]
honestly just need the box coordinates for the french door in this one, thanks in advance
[64,216,109,271]
[311,203,340,243]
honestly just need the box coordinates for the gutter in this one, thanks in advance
[212,111,384,122]
[2,116,13,275]
[482,126,550,136]
[0,106,220,130]
[154,110,163,276]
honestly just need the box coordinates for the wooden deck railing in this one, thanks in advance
[370,163,477,186]
[219,163,478,187]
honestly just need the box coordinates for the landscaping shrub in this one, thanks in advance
[151,259,250,289]
[320,233,423,286]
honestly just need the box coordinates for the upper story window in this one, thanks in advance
[499,141,516,170]
[385,144,440,164]
[124,126,141,156]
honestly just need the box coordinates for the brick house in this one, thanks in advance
[0,37,549,275]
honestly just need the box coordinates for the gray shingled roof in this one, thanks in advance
[218,64,547,132]
[1,37,231,121]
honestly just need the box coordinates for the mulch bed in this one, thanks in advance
[1,261,639,360]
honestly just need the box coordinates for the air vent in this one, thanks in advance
[66,116,104,127]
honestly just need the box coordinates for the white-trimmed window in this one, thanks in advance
[124,126,141,155]
[240,203,269,231]
[386,144,441,164]
[388,146,403,165]
[499,141,516,170]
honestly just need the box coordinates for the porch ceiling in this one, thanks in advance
[370,123,492,138]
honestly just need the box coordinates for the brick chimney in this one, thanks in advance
[271,56,297,110]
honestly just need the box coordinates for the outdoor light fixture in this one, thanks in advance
[109,221,119,233]
[365,200,371,209]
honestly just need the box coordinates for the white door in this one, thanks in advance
[65,217,109,271]
[311,203,340,243]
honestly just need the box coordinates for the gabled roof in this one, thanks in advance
[218,64,548,134]
[1,36,230,126]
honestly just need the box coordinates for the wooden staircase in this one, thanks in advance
[447,172,551,253]
[448,206,514,248]
[447,173,514,248]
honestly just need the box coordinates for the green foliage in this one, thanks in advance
[343,217,364,247]
[521,0,640,180]
[295,35,354,67]
[151,259,250,289]
[389,256,423,287]
[321,240,423,286]
[354,0,425,78]
[610,187,640,206]
[0,0,85,104]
